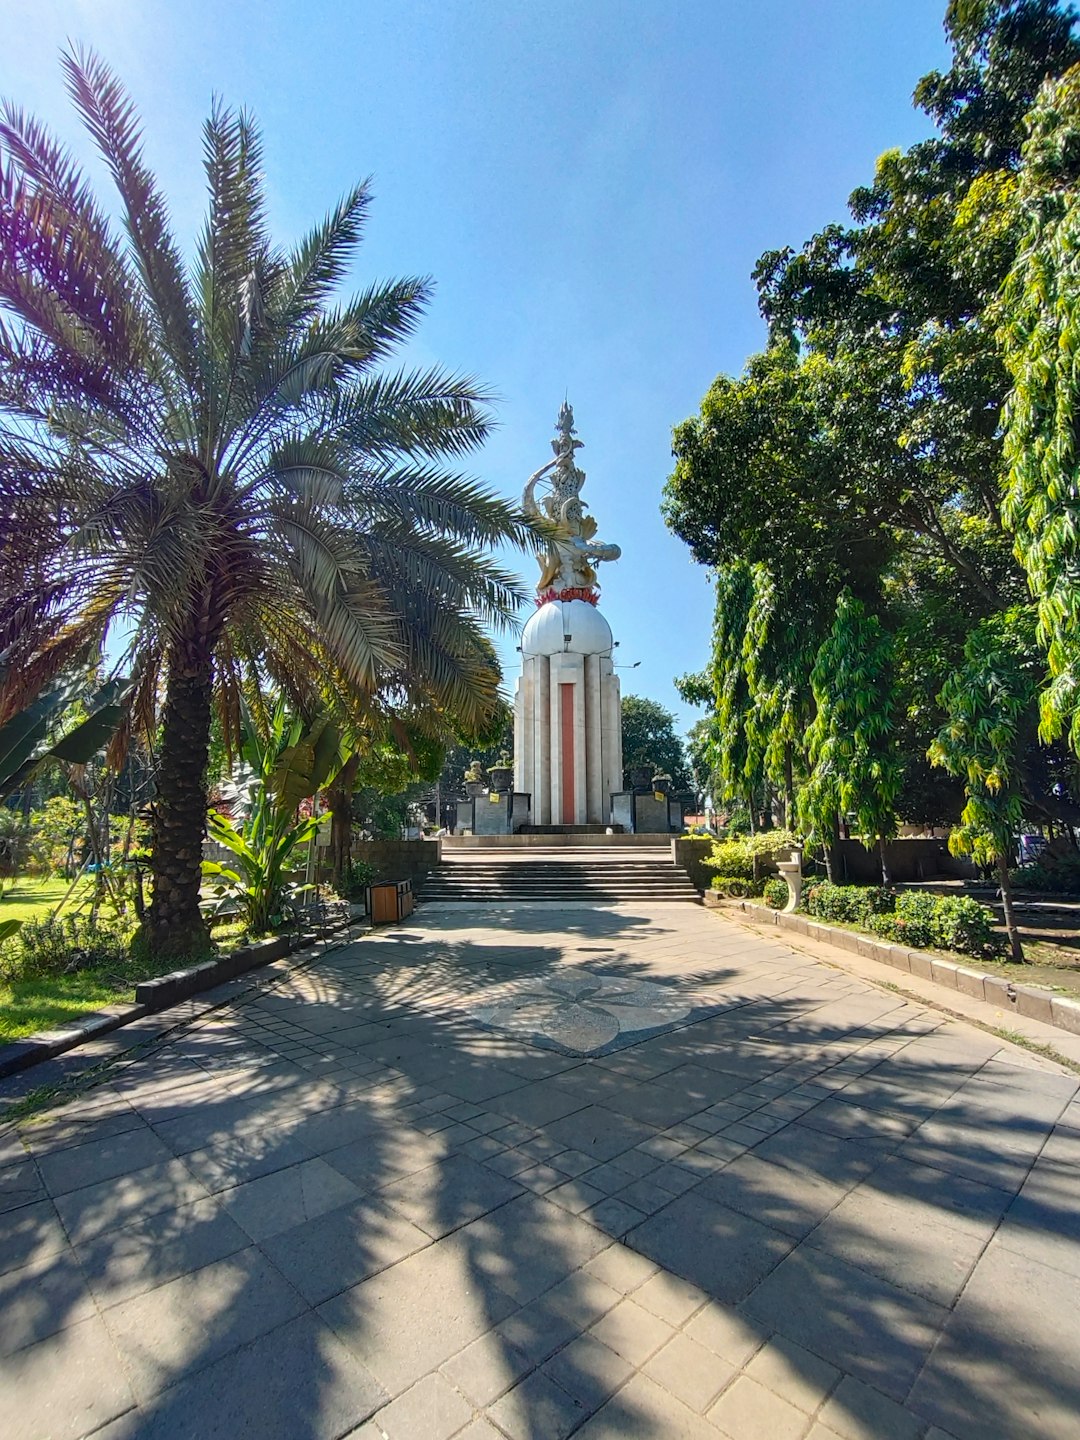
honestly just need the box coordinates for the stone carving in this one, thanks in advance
[468,966,720,1055]
[523,402,621,599]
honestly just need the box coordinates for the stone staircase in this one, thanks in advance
[418,846,701,905]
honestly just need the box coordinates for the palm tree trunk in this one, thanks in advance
[328,754,360,894]
[147,632,216,959]
[997,854,1026,963]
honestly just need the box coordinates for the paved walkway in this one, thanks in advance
[2,902,1078,1440]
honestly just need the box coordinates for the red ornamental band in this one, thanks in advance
[536,586,600,607]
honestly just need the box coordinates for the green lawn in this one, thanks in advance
[0,880,252,1043]
[0,875,91,923]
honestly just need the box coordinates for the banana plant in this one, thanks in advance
[0,677,132,800]
[202,703,344,936]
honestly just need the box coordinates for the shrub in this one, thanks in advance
[0,912,135,980]
[763,877,789,909]
[340,859,376,901]
[890,890,938,947]
[868,891,997,956]
[703,829,797,881]
[804,882,892,927]
[930,895,997,955]
[709,875,763,898]
[1010,849,1080,895]
[704,843,755,880]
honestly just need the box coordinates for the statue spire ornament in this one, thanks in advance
[522,403,621,603]
[513,404,624,827]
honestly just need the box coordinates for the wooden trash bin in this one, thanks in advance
[367,880,413,924]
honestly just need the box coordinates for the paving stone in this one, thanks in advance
[709,1374,812,1439]
[617,1176,677,1215]
[218,1157,362,1241]
[744,1244,949,1402]
[542,1331,633,1410]
[0,1159,47,1213]
[547,1178,607,1214]
[319,1235,517,1396]
[683,1300,770,1367]
[451,1192,610,1305]
[627,1190,795,1302]
[487,1367,592,1440]
[907,1240,1080,1440]
[540,1269,623,1328]
[817,1375,923,1439]
[100,1244,307,1401]
[0,1243,97,1355]
[106,1310,387,1440]
[452,1419,507,1440]
[649,1161,705,1194]
[440,1329,534,1406]
[573,1370,721,1438]
[589,1297,674,1366]
[374,1371,474,1439]
[632,1270,708,1326]
[55,1157,211,1244]
[749,1125,883,1189]
[540,1105,658,1162]
[0,1312,136,1440]
[804,1188,987,1307]
[74,1195,250,1307]
[0,1196,68,1275]
[697,1153,849,1239]
[260,1194,430,1305]
[582,1194,648,1237]
[745,1333,841,1413]
[642,1331,734,1411]
[377,1152,523,1239]
[583,1242,657,1295]
[179,1127,315,1192]
[865,1155,1014,1237]
[488,1080,591,1127]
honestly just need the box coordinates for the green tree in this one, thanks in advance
[621,695,691,791]
[798,593,903,882]
[664,1,1080,860]
[1001,64,1080,755]
[0,52,538,957]
[929,614,1039,960]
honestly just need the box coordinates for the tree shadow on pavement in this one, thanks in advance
[0,910,1078,1440]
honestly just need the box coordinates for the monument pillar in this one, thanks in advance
[513,404,623,827]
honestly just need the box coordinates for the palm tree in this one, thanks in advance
[0,50,536,958]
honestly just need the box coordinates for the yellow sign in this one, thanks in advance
[653,790,666,802]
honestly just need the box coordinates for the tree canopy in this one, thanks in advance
[621,695,692,791]
[664,0,1080,873]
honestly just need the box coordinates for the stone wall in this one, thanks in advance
[673,837,714,892]
[835,838,977,883]
[351,839,441,883]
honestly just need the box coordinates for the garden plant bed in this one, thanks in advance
[721,896,1080,1035]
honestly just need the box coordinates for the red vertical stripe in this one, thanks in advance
[560,683,575,824]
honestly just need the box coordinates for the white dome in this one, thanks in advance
[521,599,613,657]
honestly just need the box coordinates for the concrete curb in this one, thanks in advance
[0,920,358,1082]
[721,898,1080,1039]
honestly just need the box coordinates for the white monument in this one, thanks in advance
[513,404,623,826]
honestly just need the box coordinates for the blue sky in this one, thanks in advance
[5,0,952,741]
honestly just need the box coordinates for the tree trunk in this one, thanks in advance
[997,853,1026,964]
[328,754,360,894]
[783,743,795,831]
[824,811,841,882]
[146,632,216,959]
[879,835,892,887]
